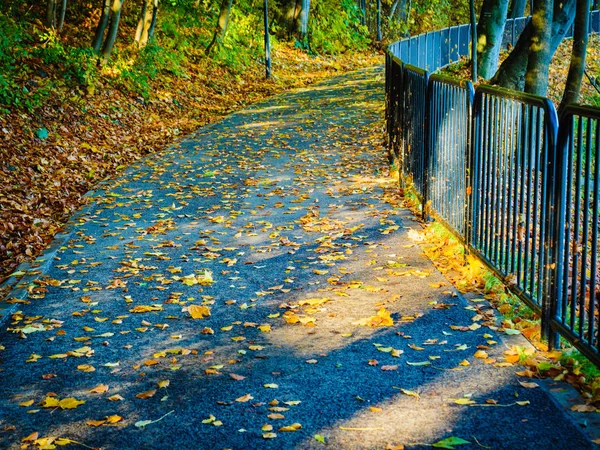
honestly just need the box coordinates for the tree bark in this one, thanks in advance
[93,0,112,52]
[148,2,158,39]
[298,0,310,39]
[508,0,526,18]
[46,0,57,28]
[476,0,510,79]
[491,0,576,92]
[559,0,590,113]
[524,0,554,96]
[135,0,157,48]
[101,0,124,63]
[58,0,67,31]
[205,0,234,54]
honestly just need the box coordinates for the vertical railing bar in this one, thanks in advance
[573,117,584,336]
[580,117,592,342]
[523,105,533,293]
[483,95,494,255]
[517,103,527,288]
[511,103,521,277]
[566,119,576,330]
[507,100,517,275]
[499,98,509,271]
[592,119,600,352]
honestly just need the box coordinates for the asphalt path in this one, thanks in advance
[0,67,595,450]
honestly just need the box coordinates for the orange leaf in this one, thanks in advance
[136,390,157,399]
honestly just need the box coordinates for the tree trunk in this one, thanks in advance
[135,0,149,43]
[135,0,157,48]
[476,0,510,79]
[360,0,366,26]
[524,0,554,96]
[594,0,599,9]
[389,0,408,21]
[377,0,381,40]
[148,1,159,39]
[93,0,112,52]
[559,0,590,113]
[101,0,124,63]
[46,0,57,28]
[491,0,576,91]
[508,0,526,18]
[205,0,234,55]
[299,0,310,39]
[58,0,67,31]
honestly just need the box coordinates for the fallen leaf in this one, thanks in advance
[236,394,254,402]
[136,390,157,399]
[89,384,109,394]
[279,423,302,432]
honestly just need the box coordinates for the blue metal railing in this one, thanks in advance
[553,105,600,361]
[386,11,600,367]
[391,11,600,72]
[471,86,558,327]
[425,74,474,238]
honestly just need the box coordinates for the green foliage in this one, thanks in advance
[309,0,370,54]
[117,41,187,98]
[210,8,263,70]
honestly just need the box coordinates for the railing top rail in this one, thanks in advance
[559,103,600,120]
[429,73,475,92]
[475,83,557,111]
[403,64,429,77]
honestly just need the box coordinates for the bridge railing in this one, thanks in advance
[385,11,600,366]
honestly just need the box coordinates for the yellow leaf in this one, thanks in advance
[236,394,254,402]
[258,324,271,333]
[264,383,278,389]
[89,384,109,394]
[58,398,85,409]
[22,431,39,442]
[41,397,60,408]
[108,394,124,401]
[106,415,123,423]
[262,424,274,431]
[369,407,383,412]
[77,364,95,372]
[158,380,170,389]
[19,399,35,407]
[279,423,302,432]
[131,304,163,313]
[87,420,106,427]
[188,305,211,319]
[268,413,285,419]
[453,398,476,405]
[474,350,488,359]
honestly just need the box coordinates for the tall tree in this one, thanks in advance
[491,0,575,92]
[99,0,125,63]
[524,0,553,95]
[135,0,159,48]
[559,0,590,112]
[206,0,234,54]
[92,0,112,52]
[476,0,509,79]
[45,0,67,30]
